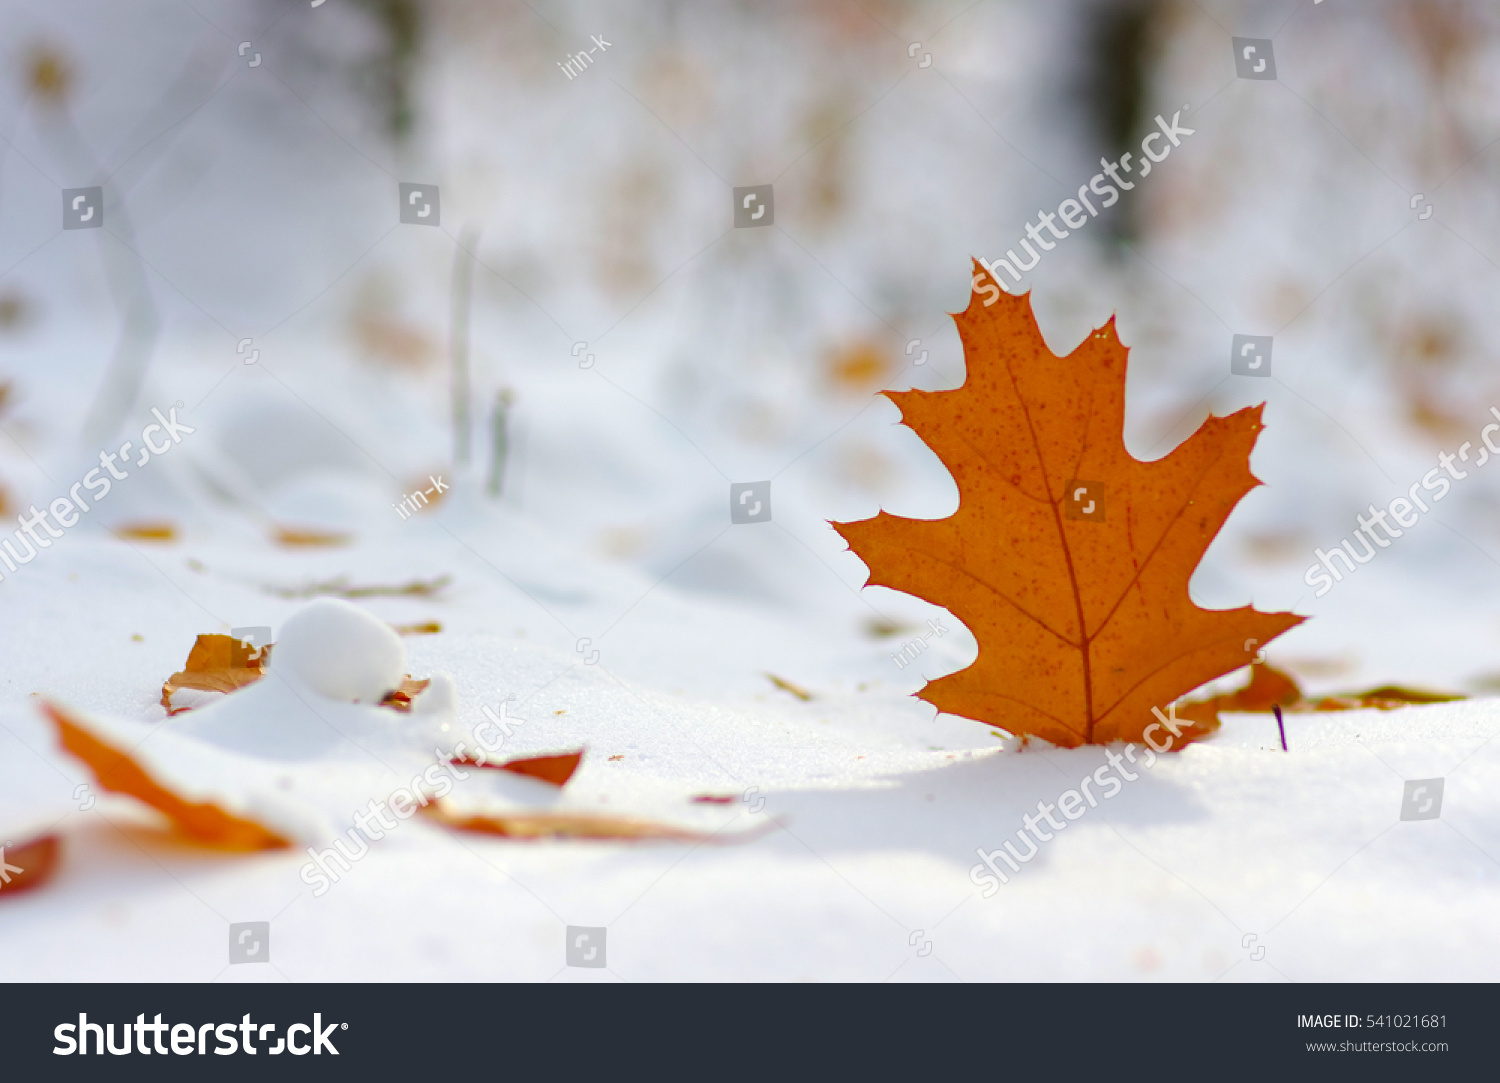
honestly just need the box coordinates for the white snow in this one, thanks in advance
[1,0,1498,982]
[268,597,409,705]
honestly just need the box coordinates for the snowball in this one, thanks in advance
[269,597,407,703]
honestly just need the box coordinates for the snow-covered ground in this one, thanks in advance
[1,480,1496,982]
[2,0,1499,980]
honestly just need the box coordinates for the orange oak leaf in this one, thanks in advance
[43,701,289,850]
[833,268,1303,748]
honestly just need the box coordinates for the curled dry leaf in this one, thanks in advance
[378,677,431,713]
[450,749,583,787]
[833,272,1302,748]
[0,834,61,896]
[161,633,271,714]
[43,701,289,851]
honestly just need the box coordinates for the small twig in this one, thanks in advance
[763,672,813,701]
[1273,704,1288,751]
[486,388,514,498]
[449,223,480,465]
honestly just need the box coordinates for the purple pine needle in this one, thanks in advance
[1273,704,1288,751]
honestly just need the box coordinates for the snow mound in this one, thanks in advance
[270,597,408,704]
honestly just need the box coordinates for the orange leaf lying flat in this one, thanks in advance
[450,750,583,787]
[1305,685,1465,712]
[267,575,452,599]
[0,834,61,895]
[833,269,1303,748]
[113,521,177,541]
[161,633,271,713]
[273,525,352,548]
[421,801,725,841]
[42,701,288,851]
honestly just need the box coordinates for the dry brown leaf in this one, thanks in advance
[161,633,271,714]
[43,701,288,851]
[826,341,891,392]
[377,677,430,713]
[402,475,449,512]
[1173,666,1464,730]
[833,272,1302,747]
[421,801,731,841]
[763,673,813,701]
[0,834,61,896]
[25,46,71,104]
[114,522,177,542]
[273,526,352,548]
[267,575,451,600]
[863,616,910,639]
[1305,685,1465,712]
[164,634,430,715]
[449,749,583,787]
[1175,663,1303,732]
[354,313,436,368]
[392,621,442,636]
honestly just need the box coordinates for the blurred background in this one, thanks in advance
[4,0,1500,694]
